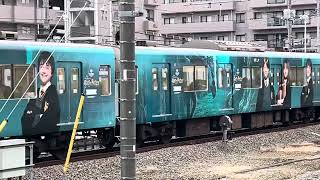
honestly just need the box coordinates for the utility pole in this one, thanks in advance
[317,0,320,53]
[286,0,292,51]
[43,0,50,35]
[64,0,70,43]
[119,0,136,178]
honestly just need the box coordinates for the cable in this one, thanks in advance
[5,1,90,120]
[0,0,73,115]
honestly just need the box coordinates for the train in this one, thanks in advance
[0,40,319,156]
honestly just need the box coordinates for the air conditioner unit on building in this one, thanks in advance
[0,31,18,40]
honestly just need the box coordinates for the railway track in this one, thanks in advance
[35,120,320,168]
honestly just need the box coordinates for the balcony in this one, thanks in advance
[70,26,95,38]
[249,17,317,30]
[144,0,159,6]
[250,0,316,9]
[70,0,94,8]
[143,20,159,31]
[159,1,235,15]
[0,5,63,25]
[161,21,234,34]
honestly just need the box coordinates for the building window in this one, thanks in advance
[236,35,246,42]
[236,13,245,23]
[22,26,31,34]
[254,12,262,19]
[200,37,208,40]
[182,17,192,24]
[182,17,187,24]
[164,38,174,46]
[149,35,155,40]
[218,36,224,41]
[164,17,174,24]
[218,14,229,22]
[21,0,30,4]
[267,0,285,4]
[200,16,208,22]
[146,9,154,21]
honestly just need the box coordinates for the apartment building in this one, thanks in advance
[159,0,320,51]
[0,0,64,41]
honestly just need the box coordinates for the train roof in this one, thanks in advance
[0,40,320,60]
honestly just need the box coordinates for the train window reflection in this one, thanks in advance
[0,65,12,99]
[57,68,65,94]
[99,65,111,96]
[162,68,168,91]
[195,66,207,90]
[71,68,79,94]
[296,67,304,86]
[13,65,36,98]
[152,68,158,91]
[251,67,261,88]
[183,66,194,91]
[218,68,223,88]
[242,67,251,88]
[290,67,297,86]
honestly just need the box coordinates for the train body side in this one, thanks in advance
[0,42,116,137]
[135,47,320,128]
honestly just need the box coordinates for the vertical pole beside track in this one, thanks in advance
[119,0,136,178]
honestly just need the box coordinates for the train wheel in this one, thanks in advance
[97,129,115,149]
[160,135,172,144]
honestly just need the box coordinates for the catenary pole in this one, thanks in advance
[119,0,136,177]
[317,0,320,53]
[287,0,292,51]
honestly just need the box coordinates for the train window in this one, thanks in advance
[225,67,231,88]
[218,68,223,88]
[183,66,194,91]
[290,67,297,86]
[162,68,168,91]
[296,67,304,86]
[152,68,158,91]
[242,67,251,88]
[0,65,12,99]
[251,67,261,88]
[99,65,111,96]
[71,68,79,94]
[194,66,208,90]
[13,65,36,98]
[57,68,65,94]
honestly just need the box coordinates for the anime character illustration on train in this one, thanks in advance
[256,58,275,111]
[21,51,60,136]
[301,59,313,107]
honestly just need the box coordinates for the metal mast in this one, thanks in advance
[287,0,292,51]
[43,0,50,35]
[119,0,136,177]
[317,0,320,53]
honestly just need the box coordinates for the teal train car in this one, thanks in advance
[0,40,319,155]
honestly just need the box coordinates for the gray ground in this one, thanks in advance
[21,124,320,179]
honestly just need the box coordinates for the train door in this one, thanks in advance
[217,63,233,109]
[313,65,320,102]
[151,64,171,118]
[271,64,282,96]
[56,62,82,126]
